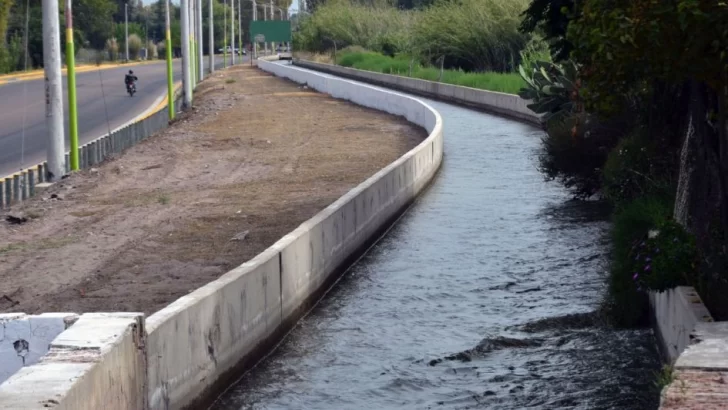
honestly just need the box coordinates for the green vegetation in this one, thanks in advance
[518,0,728,325]
[0,0,293,74]
[337,50,525,94]
[294,0,532,73]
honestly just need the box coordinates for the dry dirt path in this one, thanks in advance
[0,65,425,315]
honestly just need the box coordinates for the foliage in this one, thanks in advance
[604,196,673,327]
[147,40,158,59]
[517,59,578,125]
[127,34,142,60]
[156,41,166,59]
[602,130,675,208]
[412,0,530,72]
[567,0,728,116]
[628,220,697,292]
[295,0,532,72]
[106,37,119,61]
[337,50,526,94]
[519,0,574,61]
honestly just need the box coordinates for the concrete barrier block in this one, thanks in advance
[0,313,79,384]
[0,312,145,410]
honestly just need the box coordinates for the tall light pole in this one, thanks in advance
[197,0,203,81]
[208,0,214,74]
[223,0,227,67]
[230,0,235,65]
[263,0,267,54]
[181,0,192,107]
[164,0,175,119]
[237,0,242,60]
[125,2,129,61]
[252,0,257,59]
[42,0,65,180]
[65,0,79,170]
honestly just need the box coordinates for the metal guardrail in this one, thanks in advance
[0,92,184,209]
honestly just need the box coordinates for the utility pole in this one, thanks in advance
[65,0,79,170]
[181,0,192,107]
[252,0,257,59]
[125,2,129,61]
[263,1,267,54]
[197,0,203,81]
[269,0,274,53]
[237,0,241,60]
[223,0,227,68]
[189,0,196,86]
[208,0,214,74]
[164,0,175,120]
[42,0,65,180]
[231,0,235,65]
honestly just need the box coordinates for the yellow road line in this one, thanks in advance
[0,59,180,86]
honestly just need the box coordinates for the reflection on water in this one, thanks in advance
[210,93,661,410]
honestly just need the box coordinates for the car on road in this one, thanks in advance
[217,46,246,56]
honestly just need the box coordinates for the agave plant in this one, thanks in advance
[518,60,580,126]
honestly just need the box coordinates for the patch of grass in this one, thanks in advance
[225,78,236,84]
[158,195,170,205]
[0,243,26,255]
[655,365,675,390]
[336,51,525,94]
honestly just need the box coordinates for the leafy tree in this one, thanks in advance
[568,0,728,290]
[519,0,574,61]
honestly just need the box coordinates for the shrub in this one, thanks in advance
[604,195,674,327]
[156,41,166,59]
[127,34,142,60]
[105,37,119,61]
[147,41,158,59]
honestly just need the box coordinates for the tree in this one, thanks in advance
[519,0,574,61]
[568,0,728,291]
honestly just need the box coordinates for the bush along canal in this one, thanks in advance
[209,91,663,409]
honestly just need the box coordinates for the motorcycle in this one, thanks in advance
[126,80,136,97]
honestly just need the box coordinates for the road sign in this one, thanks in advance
[255,34,265,43]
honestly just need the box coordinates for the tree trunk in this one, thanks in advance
[675,79,726,248]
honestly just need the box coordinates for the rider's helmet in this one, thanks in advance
[129,70,134,75]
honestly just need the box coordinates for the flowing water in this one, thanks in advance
[210,84,662,410]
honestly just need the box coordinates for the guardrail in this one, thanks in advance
[0,85,184,209]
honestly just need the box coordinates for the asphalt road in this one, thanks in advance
[0,56,248,177]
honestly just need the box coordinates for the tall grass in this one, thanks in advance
[295,0,532,72]
[337,50,526,94]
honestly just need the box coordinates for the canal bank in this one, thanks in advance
[210,65,663,409]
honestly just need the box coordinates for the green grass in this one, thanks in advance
[336,51,525,94]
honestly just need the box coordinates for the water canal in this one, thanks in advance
[210,79,662,409]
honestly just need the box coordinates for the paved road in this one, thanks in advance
[0,56,249,177]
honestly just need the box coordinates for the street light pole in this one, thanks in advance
[42,0,65,180]
[231,0,235,65]
[181,0,192,107]
[164,0,175,119]
[125,2,129,61]
[65,0,79,170]
[209,0,214,74]
[197,0,203,81]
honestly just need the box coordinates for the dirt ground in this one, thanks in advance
[0,65,424,315]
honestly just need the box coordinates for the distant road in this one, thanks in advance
[0,56,249,177]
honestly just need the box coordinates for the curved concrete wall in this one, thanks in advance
[144,60,444,410]
[293,60,541,126]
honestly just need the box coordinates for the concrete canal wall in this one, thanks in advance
[143,60,445,410]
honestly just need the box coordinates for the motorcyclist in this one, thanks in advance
[124,70,137,91]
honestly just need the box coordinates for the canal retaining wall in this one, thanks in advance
[143,60,445,410]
